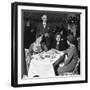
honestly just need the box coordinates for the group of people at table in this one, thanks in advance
[24,14,80,78]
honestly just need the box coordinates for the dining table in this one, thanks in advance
[28,49,64,78]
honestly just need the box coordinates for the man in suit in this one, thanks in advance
[36,14,52,50]
[36,14,51,35]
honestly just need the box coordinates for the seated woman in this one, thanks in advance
[25,34,48,71]
[29,34,48,55]
[57,32,79,75]
[52,32,69,51]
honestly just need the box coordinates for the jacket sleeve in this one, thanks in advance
[64,47,74,66]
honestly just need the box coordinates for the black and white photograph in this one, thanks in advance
[11,2,88,87]
[22,10,80,78]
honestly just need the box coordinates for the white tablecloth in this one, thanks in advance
[28,49,64,78]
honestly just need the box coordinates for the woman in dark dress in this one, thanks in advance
[52,32,69,51]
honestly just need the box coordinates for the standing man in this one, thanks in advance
[36,14,50,36]
[36,14,52,50]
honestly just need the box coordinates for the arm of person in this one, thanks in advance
[53,54,65,67]
[64,49,74,66]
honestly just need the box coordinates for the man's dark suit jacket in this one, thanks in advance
[36,22,51,35]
